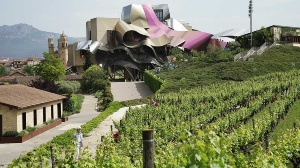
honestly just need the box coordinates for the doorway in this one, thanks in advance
[57,103,62,118]
[22,112,26,130]
[0,115,2,136]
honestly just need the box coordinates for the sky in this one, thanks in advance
[0,0,299,37]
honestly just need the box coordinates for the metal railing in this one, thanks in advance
[243,47,257,61]
[234,53,244,61]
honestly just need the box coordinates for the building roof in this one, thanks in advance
[0,84,65,109]
[9,70,26,76]
[0,76,40,85]
[213,28,250,38]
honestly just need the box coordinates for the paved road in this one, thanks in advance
[0,95,99,167]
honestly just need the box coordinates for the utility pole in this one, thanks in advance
[249,0,253,48]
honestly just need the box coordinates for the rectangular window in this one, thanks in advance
[154,9,163,22]
[22,112,26,130]
[51,105,54,119]
[57,103,62,118]
[33,110,37,126]
[43,107,46,123]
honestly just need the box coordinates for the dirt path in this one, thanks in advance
[83,105,146,156]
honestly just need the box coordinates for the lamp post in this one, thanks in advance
[249,0,253,48]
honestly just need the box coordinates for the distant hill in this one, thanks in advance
[0,23,85,59]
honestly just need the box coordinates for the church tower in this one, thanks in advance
[58,32,68,66]
[48,38,55,54]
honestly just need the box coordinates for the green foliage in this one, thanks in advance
[236,27,274,48]
[205,45,234,63]
[120,98,149,107]
[270,99,300,141]
[63,94,84,114]
[2,131,19,137]
[169,47,183,56]
[97,87,114,111]
[94,90,103,99]
[81,65,109,94]
[83,50,93,71]
[22,65,35,76]
[225,41,242,54]
[144,70,165,93]
[34,52,65,82]
[18,130,28,137]
[273,128,300,167]
[30,78,60,94]
[25,126,37,133]
[8,102,123,167]
[155,45,300,93]
[57,80,80,95]
[0,64,8,77]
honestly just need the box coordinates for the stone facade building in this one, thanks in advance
[0,84,65,136]
[48,32,69,66]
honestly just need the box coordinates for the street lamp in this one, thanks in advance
[249,0,253,48]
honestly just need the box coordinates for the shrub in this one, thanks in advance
[30,78,60,94]
[3,131,19,137]
[18,130,28,137]
[26,127,36,133]
[63,95,76,112]
[81,65,109,94]
[144,70,164,93]
[94,91,103,99]
[57,80,80,95]
[63,94,84,114]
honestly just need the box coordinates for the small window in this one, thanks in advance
[22,112,26,130]
[33,110,37,126]
[51,105,54,119]
[43,107,46,122]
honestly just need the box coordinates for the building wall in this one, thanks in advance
[88,18,120,44]
[86,21,91,41]
[293,43,300,47]
[68,43,97,67]
[0,104,17,134]
[0,100,63,134]
[270,27,282,41]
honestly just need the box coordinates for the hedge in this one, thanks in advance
[144,70,166,93]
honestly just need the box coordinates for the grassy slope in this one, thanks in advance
[157,45,300,93]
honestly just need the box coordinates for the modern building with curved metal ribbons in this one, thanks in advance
[81,4,226,80]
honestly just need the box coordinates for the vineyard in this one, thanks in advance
[8,69,300,167]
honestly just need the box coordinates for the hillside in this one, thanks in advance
[156,45,300,93]
[0,23,85,59]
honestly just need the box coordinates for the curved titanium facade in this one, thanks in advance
[82,4,226,78]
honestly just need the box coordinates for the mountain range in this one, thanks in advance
[0,23,85,59]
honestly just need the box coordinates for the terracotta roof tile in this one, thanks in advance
[0,84,65,109]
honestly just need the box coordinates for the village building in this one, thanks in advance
[0,84,65,136]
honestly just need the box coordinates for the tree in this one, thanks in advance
[0,65,8,77]
[34,52,65,81]
[81,65,109,94]
[83,50,93,71]
[23,65,35,76]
